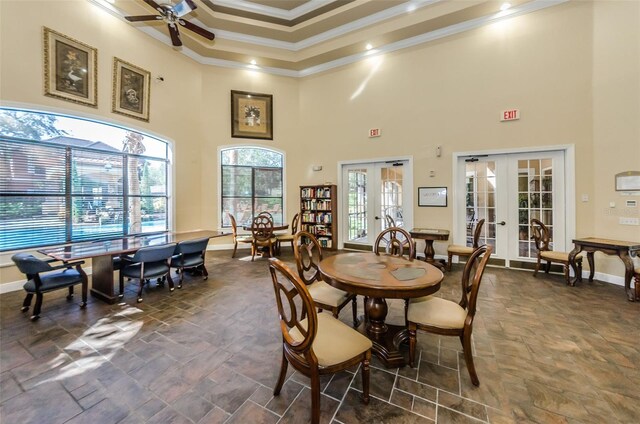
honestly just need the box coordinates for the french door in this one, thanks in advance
[341,160,412,249]
[455,150,567,267]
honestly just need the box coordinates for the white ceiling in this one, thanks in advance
[92,0,567,77]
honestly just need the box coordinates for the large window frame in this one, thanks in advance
[219,146,284,228]
[0,109,171,252]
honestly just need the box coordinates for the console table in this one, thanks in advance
[568,238,640,302]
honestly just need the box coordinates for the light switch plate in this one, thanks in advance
[619,217,640,225]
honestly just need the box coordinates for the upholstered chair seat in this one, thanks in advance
[446,245,474,255]
[290,313,372,367]
[121,261,170,280]
[540,250,571,261]
[307,281,353,308]
[447,219,485,271]
[531,218,582,285]
[407,296,467,330]
[22,268,84,293]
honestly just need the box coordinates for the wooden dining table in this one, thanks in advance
[38,230,227,304]
[319,252,443,368]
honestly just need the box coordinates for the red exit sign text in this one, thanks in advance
[369,128,381,138]
[501,109,520,121]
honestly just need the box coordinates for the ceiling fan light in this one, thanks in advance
[500,3,512,11]
[250,60,257,65]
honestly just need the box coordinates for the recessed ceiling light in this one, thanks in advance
[500,3,512,11]
[407,4,416,13]
[250,59,257,65]
[366,43,373,51]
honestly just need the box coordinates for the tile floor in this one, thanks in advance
[1,249,639,423]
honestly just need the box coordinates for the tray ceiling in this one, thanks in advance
[95,0,567,77]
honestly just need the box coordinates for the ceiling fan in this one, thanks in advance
[125,0,215,47]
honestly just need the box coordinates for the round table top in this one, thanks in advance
[318,252,443,298]
[242,224,289,232]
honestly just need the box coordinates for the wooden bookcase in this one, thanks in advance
[300,184,337,250]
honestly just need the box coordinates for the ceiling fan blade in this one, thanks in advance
[141,0,163,12]
[125,15,162,22]
[168,23,182,46]
[179,19,215,41]
[173,0,197,17]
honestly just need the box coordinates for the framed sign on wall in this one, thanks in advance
[418,187,447,207]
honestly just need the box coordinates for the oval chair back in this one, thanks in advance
[374,227,415,260]
[293,231,322,285]
[471,219,486,248]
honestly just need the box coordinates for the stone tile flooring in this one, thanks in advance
[1,249,639,423]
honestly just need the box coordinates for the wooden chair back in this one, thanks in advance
[530,218,551,252]
[471,219,486,248]
[374,227,415,260]
[293,231,322,285]
[229,213,239,237]
[268,258,317,358]
[252,214,274,242]
[385,214,396,229]
[459,245,492,316]
[291,213,300,234]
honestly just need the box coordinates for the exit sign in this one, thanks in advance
[501,109,520,121]
[369,128,381,138]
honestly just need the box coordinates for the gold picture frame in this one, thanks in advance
[231,90,273,140]
[43,27,97,107]
[112,58,150,122]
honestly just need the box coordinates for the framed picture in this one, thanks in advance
[231,90,273,140]
[43,27,97,107]
[112,58,150,122]
[418,187,448,207]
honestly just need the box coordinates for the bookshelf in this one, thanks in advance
[300,184,337,250]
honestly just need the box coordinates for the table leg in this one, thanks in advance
[422,240,445,270]
[361,297,408,368]
[587,252,595,281]
[90,255,118,304]
[568,245,583,287]
[619,250,636,302]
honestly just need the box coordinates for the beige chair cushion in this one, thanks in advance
[236,236,253,243]
[308,281,351,307]
[276,234,294,242]
[255,237,277,246]
[290,313,371,367]
[447,245,474,255]
[540,250,571,261]
[408,296,467,329]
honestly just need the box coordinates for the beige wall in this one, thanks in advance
[1,0,638,286]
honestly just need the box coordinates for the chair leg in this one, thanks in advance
[137,280,144,303]
[310,370,321,424]
[447,253,453,271]
[202,264,209,280]
[232,241,238,258]
[273,350,288,396]
[251,243,256,262]
[32,292,44,320]
[167,272,175,292]
[545,261,551,274]
[563,263,570,285]
[461,331,479,386]
[66,286,74,300]
[178,267,184,287]
[351,296,358,327]
[361,352,370,404]
[21,293,33,312]
[533,256,541,277]
[408,323,417,367]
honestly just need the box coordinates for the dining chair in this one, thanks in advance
[275,213,299,254]
[531,218,582,285]
[170,237,210,288]
[385,214,396,229]
[251,214,277,261]
[11,253,88,321]
[634,266,640,301]
[229,213,253,258]
[374,227,415,259]
[293,231,358,327]
[268,258,371,424]
[407,245,492,386]
[447,218,485,271]
[119,243,177,302]
[373,227,416,324]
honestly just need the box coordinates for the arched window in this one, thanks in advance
[220,146,283,227]
[0,108,171,251]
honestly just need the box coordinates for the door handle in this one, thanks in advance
[498,221,506,226]
[374,216,381,220]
